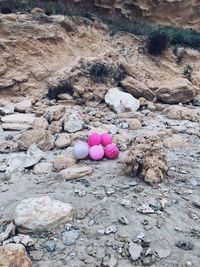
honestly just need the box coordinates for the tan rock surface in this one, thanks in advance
[64,0,200,31]
[165,105,200,122]
[124,135,167,184]
[58,166,93,180]
[17,129,54,151]
[0,243,32,267]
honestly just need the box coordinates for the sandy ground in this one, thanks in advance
[0,109,200,267]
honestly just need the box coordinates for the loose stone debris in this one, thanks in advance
[0,7,200,267]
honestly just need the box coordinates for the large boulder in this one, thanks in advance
[13,196,74,233]
[156,78,197,104]
[105,88,140,114]
[17,129,54,151]
[121,76,156,101]
[0,243,32,267]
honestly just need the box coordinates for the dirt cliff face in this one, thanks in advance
[0,11,199,102]
[64,0,200,31]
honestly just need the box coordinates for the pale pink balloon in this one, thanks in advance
[101,133,112,147]
[89,145,104,161]
[104,144,119,160]
[73,141,89,159]
[88,133,101,147]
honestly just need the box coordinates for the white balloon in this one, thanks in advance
[73,142,89,159]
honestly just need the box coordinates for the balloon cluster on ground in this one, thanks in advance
[73,133,120,161]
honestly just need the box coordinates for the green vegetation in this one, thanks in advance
[1,0,199,51]
[147,31,169,55]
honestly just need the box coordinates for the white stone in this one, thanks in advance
[105,88,140,114]
[2,123,33,131]
[64,113,84,133]
[13,196,74,233]
[33,163,53,174]
[15,100,32,112]
[129,242,142,261]
[1,113,35,124]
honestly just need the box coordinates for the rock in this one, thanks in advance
[6,145,45,172]
[32,117,49,130]
[55,133,71,149]
[105,225,117,235]
[48,120,63,134]
[58,166,93,180]
[165,105,200,122]
[113,133,129,151]
[44,105,65,122]
[137,204,155,214]
[0,105,14,115]
[29,250,44,261]
[102,254,118,267]
[124,135,167,184]
[0,243,32,267]
[129,242,142,261]
[10,234,34,247]
[15,100,32,113]
[53,155,76,171]
[121,76,156,101]
[57,93,73,100]
[156,247,171,259]
[1,113,35,124]
[193,94,200,106]
[13,196,74,233]
[44,240,56,252]
[64,112,84,133]
[0,140,18,153]
[0,222,15,243]
[2,123,33,131]
[118,216,129,225]
[59,17,75,32]
[105,88,140,114]
[156,78,196,104]
[33,163,53,174]
[163,135,189,149]
[139,97,156,111]
[17,129,54,151]
[176,241,193,250]
[62,230,80,246]
[129,119,142,130]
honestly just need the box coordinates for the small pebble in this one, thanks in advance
[44,240,56,252]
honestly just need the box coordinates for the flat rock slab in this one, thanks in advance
[2,123,33,131]
[1,113,35,124]
[13,196,74,233]
[58,166,93,180]
[0,243,32,267]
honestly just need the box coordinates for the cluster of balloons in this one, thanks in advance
[73,133,120,161]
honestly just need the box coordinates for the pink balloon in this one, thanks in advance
[88,133,101,147]
[101,133,112,147]
[89,145,104,161]
[104,144,119,160]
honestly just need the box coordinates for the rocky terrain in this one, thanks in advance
[63,0,200,31]
[0,8,200,267]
